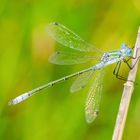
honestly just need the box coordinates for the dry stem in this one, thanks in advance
[112,27,140,140]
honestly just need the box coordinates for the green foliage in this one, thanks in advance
[0,0,140,139]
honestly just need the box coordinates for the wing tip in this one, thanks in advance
[48,51,60,64]
[53,22,59,25]
[85,111,99,123]
[46,22,58,32]
[47,21,60,28]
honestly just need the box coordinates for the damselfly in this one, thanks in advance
[9,22,133,123]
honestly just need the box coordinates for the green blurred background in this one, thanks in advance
[0,0,140,140]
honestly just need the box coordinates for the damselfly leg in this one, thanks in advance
[113,61,127,81]
[113,47,140,82]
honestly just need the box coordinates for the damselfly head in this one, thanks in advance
[121,43,133,57]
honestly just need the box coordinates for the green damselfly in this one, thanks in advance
[9,22,133,123]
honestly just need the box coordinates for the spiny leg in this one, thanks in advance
[123,56,140,69]
[113,60,139,83]
[113,61,137,83]
[113,61,127,81]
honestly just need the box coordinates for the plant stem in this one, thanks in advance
[112,27,140,140]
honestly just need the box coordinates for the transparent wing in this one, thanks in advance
[85,70,104,123]
[70,70,95,93]
[49,51,101,65]
[46,22,102,53]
